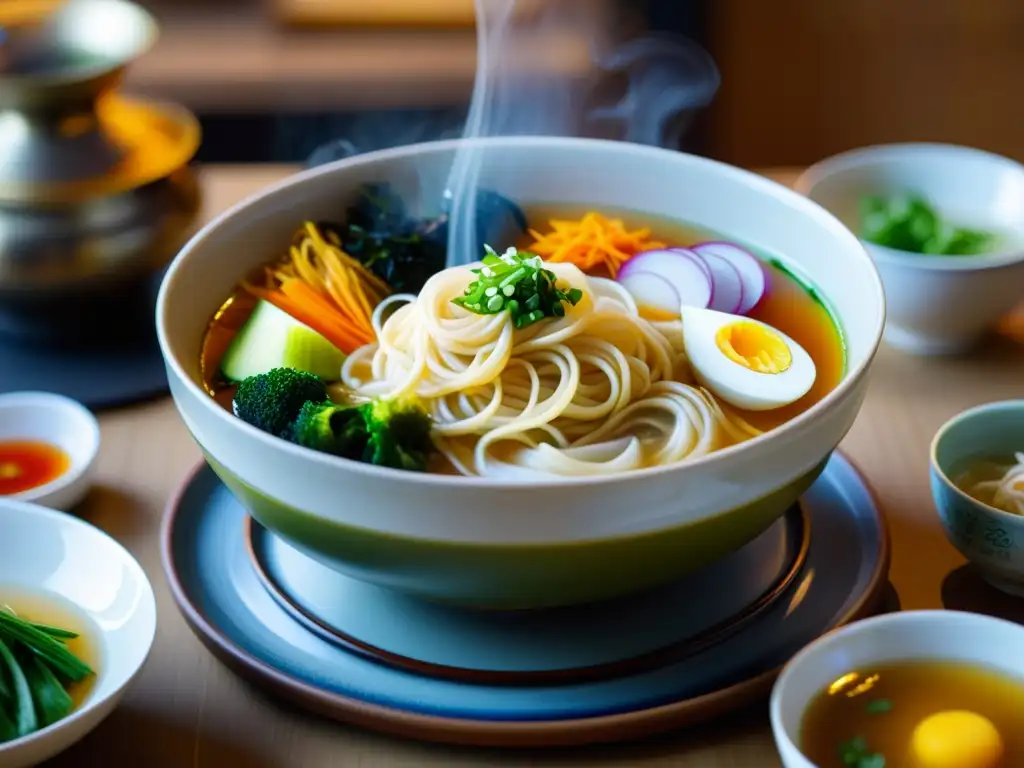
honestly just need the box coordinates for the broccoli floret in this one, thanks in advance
[233,367,327,437]
[292,400,369,458]
[362,395,434,472]
[282,393,434,471]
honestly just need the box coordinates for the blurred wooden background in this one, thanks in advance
[85,0,1024,167]
[705,0,1024,167]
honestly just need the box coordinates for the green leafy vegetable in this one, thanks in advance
[0,638,36,738]
[838,735,885,768]
[859,193,996,255]
[0,606,94,745]
[233,368,328,438]
[0,703,16,744]
[865,697,892,715]
[327,183,529,294]
[452,246,584,329]
[21,653,73,728]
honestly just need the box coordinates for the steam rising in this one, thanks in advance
[444,0,720,268]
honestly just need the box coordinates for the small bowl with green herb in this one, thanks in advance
[797,143,1024,355]
[0,497,156,768]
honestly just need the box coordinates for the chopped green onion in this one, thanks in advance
[865,698,892,715]
[859,192,996,256]
[452,246,584,329]
[838,735,886,768]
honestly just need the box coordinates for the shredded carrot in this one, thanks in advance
[526,212,666,278]
[242,222,390,354]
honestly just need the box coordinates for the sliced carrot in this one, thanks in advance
[527,212,665,278]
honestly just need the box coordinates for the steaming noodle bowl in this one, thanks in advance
[341,261,760,478]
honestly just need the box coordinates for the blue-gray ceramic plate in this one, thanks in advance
[161,451,890,747]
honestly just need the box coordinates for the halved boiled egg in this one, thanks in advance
[680,307,817,411]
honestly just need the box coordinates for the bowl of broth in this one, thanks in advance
[931,400,1024,597]
[0,496,156,768]
[156,136,885,609]
[797,143,1024,356]
[771,610,1024,768]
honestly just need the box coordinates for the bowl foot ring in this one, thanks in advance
[246,508,810,686]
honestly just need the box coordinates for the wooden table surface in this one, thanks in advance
[45,165,1024,768]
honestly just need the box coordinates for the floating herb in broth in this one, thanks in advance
[800,659,1024,768]
[859,193,998,256]
[0,589,99,744]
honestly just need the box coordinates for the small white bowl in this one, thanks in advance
[797,143,1024,355]
[0,391,101,510]
[770,610,1024,767]
[0,497,157,768]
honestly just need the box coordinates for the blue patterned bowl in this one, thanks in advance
[930,400,1024,596]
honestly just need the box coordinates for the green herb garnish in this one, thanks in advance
[859,193,996,256]
[838,736,885,768]
[865,698,892,715]
[0,606,94,745]
[452,246,584,329]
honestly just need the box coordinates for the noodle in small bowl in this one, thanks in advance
[157,137,885,609]
[931,400,1024,597]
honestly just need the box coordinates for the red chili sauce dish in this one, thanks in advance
[0,440,71,496]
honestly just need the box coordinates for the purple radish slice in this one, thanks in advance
[617,249,713,310]
[669,247,713,281]
[618,272,682,316]
[694,250,745,314]
[692,241,768,314]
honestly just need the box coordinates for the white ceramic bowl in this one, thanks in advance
[0,497,157,768]
[797,143,1024,355]
[0,392,100,510]
[770,610,1024,767]
[157,136,886,609]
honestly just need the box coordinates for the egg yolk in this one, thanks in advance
[911,710,1004,768]
[714,321,792,374]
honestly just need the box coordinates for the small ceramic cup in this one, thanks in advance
[797,143,1024,356]
[770,610,1024,768]
[0,391,100,510]
[930,400,1024,597]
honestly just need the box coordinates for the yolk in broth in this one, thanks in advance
[800,660,1024,768]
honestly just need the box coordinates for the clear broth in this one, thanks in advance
[800,660,1024,767]
[0,587,101,712]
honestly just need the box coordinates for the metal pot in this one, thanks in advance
[0,0,202,346]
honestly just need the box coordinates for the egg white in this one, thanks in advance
[681,307,817,411]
